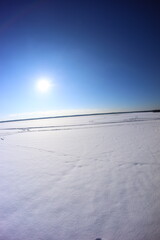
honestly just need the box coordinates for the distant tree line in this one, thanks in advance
[152,109,160,112]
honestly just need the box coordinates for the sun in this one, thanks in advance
[36,78,52,93]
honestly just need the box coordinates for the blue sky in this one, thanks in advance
[0,0,160,118]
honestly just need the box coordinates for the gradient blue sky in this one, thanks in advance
[0,0,160,118]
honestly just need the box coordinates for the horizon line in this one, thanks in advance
[0,109,159,124]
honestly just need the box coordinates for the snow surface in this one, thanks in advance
[0,112,160,240]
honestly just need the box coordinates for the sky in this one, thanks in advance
[0,0,160,118]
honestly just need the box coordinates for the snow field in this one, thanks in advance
[0,112,160,240]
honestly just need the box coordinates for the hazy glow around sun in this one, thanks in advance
[36,78,52,93]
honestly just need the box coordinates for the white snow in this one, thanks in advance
[0,112,160,240]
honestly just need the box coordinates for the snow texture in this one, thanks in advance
[0,112,160,240]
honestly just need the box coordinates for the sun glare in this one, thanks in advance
[36,78,52,93]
